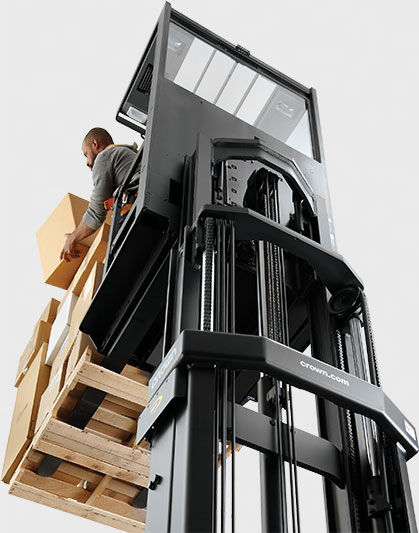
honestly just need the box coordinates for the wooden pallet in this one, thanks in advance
[8,347,150,532]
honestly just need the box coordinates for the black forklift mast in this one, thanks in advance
[38,3,417,531]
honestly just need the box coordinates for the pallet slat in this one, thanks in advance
[86,475,113,505]
[75,362,148,408]
[14,469,92,503]
[92,406,137,434]
[10,481,145,532]
[33,420,149,486]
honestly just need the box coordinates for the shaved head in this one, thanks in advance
[83,127,113,147]
[82,128,114,170]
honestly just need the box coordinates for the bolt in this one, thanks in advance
[149,474,162,491]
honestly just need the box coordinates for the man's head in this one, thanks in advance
[82,127,114,170]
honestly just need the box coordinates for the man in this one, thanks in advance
[60,127,139,262]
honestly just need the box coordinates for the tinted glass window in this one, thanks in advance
[165,23,313,159]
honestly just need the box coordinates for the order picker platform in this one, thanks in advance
[3,3,417,532]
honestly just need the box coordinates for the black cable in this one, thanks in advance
[216,221,221,333]
[213,368,220,533]
[288,386,301,532]
[275,379,287,532]
[230,222,236,533]
[221,367,227,533]
[219,220,227,533]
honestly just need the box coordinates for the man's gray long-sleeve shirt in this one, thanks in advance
[83,144,139,230]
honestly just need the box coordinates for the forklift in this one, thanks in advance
[37,4,418,531]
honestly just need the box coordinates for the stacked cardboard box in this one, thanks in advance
[14,299,59,387]
[2,195,111,484]
[2,343,51,484]
[2,194,150,531]
[36,261,105,431]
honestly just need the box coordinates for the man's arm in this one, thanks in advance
[61,149,115,262]
[60,220,96,262]
[84,150,114,231]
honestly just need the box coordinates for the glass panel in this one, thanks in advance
[165,22,314,159]
[236,75,276,124]
[195,51,235,103]
[165,24,195,83]
[172,35,214,92]
[216,63,256,113]
[286,109,313,159]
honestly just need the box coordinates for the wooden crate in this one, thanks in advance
[8,347,150,532]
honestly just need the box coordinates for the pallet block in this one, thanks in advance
[8,347,150,532]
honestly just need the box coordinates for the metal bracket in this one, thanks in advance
[147,330,418,459]
[137,367,187,445]
[132,488,148,509]
[367,476,393,517]
[233,403,344,487]
[132,475,163,509]
[197,204,363,294]
[235,44,250,57]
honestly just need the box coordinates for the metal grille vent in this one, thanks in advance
[137,64,153,95]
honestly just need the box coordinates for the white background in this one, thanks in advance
[1,0,418,531]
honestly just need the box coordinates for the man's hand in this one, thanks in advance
[60,233,82,263]
[59,220,96,262]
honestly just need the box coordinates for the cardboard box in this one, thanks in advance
[64,331,91,382]
[63,223,110,298]
[36,335,78,433]
[35,263,105,434]
[15,320,52,387]
[45,293,78,366]
[39,298,60,324]
[46,226,109,369]
[15,298,60,387]
[35,335,88,431]
[35,367,64,433]
[49,337,73,384]
[45,261,104,383]
[67,261,104,350]
[2,343,51,483]
[36,193,100,290]
[37,332,82,433]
